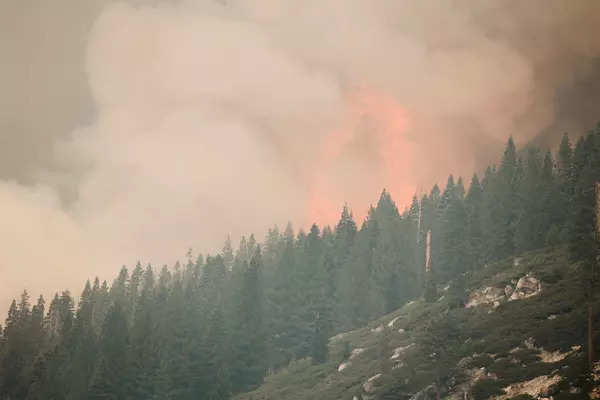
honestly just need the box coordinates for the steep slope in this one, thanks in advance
[235,246,598,400]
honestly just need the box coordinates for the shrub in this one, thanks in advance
[509,395,534,400]
[471,378,504,400]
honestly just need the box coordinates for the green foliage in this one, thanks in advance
[236,245,593,400]
[471,378,505,400]
[508,394,535,400]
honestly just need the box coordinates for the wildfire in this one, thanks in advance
[307,88,416,227]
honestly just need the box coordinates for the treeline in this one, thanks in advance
[1,124,599,399]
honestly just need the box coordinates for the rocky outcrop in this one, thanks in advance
[387,316,401,328]
[363,374,382,393]
[539,345,580,363]
[338,361,351,372]
[504,284,513,298]
[338,348,365,372]
[493,374,561,399]
[391,343,414,360]
[509,274,541,300]
[465,286,505,308]
[466,274,541,308]
[350,348,364,359]
[510,338,580,363]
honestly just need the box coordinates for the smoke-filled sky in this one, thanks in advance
[1,0,600,309]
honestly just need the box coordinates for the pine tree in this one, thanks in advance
[130,265,160,399]
[568,129,600,371]
[0,299,22,398]
[231,248,267,392]
[110,266,129,309]
[88,303,132,399]
[465,174,483,272]
[334,205,357,331]
[222,235,235,272]
[497,137,520,258]
[67,281,98,399]
[204,306,231,400]
[310,313,329,365]
[439,178,468,282]
[558,133,573,182]
[417,312,461,400]
[515,147,546,252]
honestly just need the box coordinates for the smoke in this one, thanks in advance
[1,0,600,310]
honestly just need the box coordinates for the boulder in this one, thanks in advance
[387,316,401,328]
[363,374,382,393]
[338,361,351,372]
[391,343,414,360]
[498,375,561,399]
[539,345,579,363]
[509,274,541,300]
[467,274,541,308]
[350,347,365,360]
[466,286,505,308]
[504,284,514,298]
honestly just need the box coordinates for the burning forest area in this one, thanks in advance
[1,1,600,399]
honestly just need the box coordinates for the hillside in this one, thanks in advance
[235,246,599,400]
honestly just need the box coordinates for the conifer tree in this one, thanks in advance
[222,235,235,271]
[558,133,573,182]
[231,248,267,392]
[88,303,132,399]
[465,174,483,272]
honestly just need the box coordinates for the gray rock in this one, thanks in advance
[509,274,541,300]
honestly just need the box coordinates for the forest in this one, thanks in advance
[1,124,599,400]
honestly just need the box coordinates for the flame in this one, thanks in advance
[307,88,416,227]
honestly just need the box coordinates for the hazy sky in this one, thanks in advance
[1,0,600,310]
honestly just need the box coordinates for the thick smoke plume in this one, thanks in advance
[1,0,600,309]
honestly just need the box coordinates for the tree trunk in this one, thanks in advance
[589,302,594,371]
[592,181,600,371]
[589,255,595,372]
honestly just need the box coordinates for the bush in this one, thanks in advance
[545,225,560,246]
[341,340,351,360]
[510,348,540,364]
[463,353,494,369]
[471,378,504,400]
[509,395,534,400]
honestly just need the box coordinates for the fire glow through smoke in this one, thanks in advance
[307,89,416,226]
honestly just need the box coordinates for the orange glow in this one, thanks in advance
[307,88,417,227]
